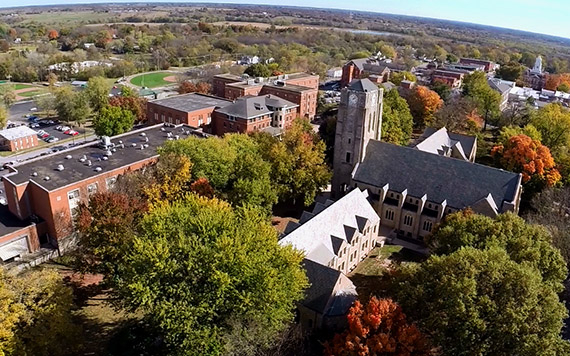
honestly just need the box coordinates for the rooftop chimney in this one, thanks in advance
[56,164,64,171]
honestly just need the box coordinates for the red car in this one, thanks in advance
[69,131,79,136]
[40,133,50,138]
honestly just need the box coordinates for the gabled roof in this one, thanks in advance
[348,78,379,92]
[353,140,521,211]
[216,95,297,120]
[302,259,357,315]
[279,189,380,266]
[416,127,476,160]
[488,78,515,95]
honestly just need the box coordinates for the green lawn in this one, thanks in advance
[350,245,403,277]
[130,72,173,88]
[14,83,35,90]
[18,90,46,98]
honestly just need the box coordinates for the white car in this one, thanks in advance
[29,107,37,112]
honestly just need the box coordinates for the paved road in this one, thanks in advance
[9,101,38,123]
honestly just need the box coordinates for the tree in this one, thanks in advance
[1,88,16,108]
[112,194,308,355]
[432,96,482,134]
[496,62,524,81]
[54,86,91,126]
[349,51,371,60]
[545,73,570,91]
[318,116,337,165]
[254,119,331,206]
[36,94,57,118]
[462,71,501,130]
[85,76,111,113]
[394,247,569,356]
[497,124,542,145]
[558,83,570,93]
[108,96,148,123]
[491,134,561,190]
[0,269,80,356]
[430,81,451,102]
[531,103,570,153]
[426,211,567,289]
[244,63,271,78]
[93,106,135,137]
[390,71,416,86]
[324,297,432,356]
[178,81,212,95]
[160,134,278,212]
[381,89,413,145]
[47,29,58,40]
[406,86,443,127]
[0,105,7,129]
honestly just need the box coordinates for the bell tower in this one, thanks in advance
[331,79,383,198]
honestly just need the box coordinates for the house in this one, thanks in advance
[414,127,477,162]
[0,124,209,261]
[331,79,523,244]
[340,58,392,87]
[213,94,298,135]
[488,78,515,110]
[459,58,496,72]
[0,126,39,152]
[279,188,381,329]
[327,67,343,78]
[239,55,260,65]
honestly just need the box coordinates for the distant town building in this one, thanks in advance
[239,55,260,65]
[458,58,496,72]
[48,61,113,74]
[488,78,515,110]
[326,67,343,78]
[523,56,547,90]
[147,93,231,128]
[0,126,39,152]
[340,58,393,87]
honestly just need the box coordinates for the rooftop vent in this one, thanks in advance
[144,144,149,148]
[79,155,87,163]
[102,156,108,161]
[254,103,262,110]
[118,140,123,144]
[131,143,137,147]
[105,150,112,156]
[140,132,147,137]
[94,166,102,172]
[65,155,72,160]
[167,132,172,138]
[175,135,180,140]
[56,164,64,171]
[140,144,145,150]
[31,172,37,177]
[44,176,50,181]
[160,127,166,132]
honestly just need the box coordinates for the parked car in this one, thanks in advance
[29,107,37,112]
[47,137,59,143]
[51,145,66,152]
[28,116,39,122]
[59,126,71,132]
[39,133,49,139]
[29,123,40,128]
[69,130,79,136]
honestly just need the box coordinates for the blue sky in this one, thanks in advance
[2,0,570,39]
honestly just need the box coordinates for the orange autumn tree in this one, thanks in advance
[545,73,570,91]
[178,81,212,94]
[406,86,443,127]
[324,297,432,356]
[47,29,59,40]
[491,134,561,187]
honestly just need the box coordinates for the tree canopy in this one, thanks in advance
[390,71,416,86]
[394,247,569,356]
[84,76,111,114]
[93,105,135,137]
[406,85,443,127]
[530,103,570,154]
[381,89,413,145]
[462,71,501,129]
[107,194,307,355]
[324,297,431,356]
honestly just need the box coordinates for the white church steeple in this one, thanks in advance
[531,56,543,74]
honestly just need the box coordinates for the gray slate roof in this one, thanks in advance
[488,78,514,95]
[348,78,379,92]
[302,259,356,315]
[216,95,297,119]
[150,93,232,113]
[354,140,521,210]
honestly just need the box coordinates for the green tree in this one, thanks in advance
[36,94,57,118]
[93,106,135,137]
[381,89,413,145]
[0,88,16,108]
[254,119,331,206]
[160,134,277,212]
[557,83,570,93]
[496,62,524,81]
[531,103,570,153]
[0,105,7,129]
[85,76,111,113]
[349,51,371,60]
[430,81,451,102]
[390,71,416,86]
[244,63,271,78]
[498,124,542,145]
[463,71,501,130]
[54,86,92,126]
[113,194,308,355]
[426,211,567,289]
[318,116,337,165]
[394,247,569,356]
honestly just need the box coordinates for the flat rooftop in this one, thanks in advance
[4,124,208,192]
[149,93,232,113]
[263,82,314,93]
[0,205,34,237]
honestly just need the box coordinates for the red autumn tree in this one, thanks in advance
[324,297,432,356]
[491,134,561,186]
[190,177,215,198]
[545,73,570,91]
[47,29,59,40]
[178,81,212,95]
[406,86,443,127]
[109,96,148,123]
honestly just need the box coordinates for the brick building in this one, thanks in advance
[0,124,208,261]
[458,58,496,72]
[213,95,298,135]
[212,72,319,119]
[146,93,232,129]
[0,126,39,152]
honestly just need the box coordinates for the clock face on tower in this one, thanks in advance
[349,93,358,106]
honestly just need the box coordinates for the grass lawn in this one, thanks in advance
[18,89,47,98]
[350,245,403,277]
[0,83,36,90]
[130,72,172,88]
